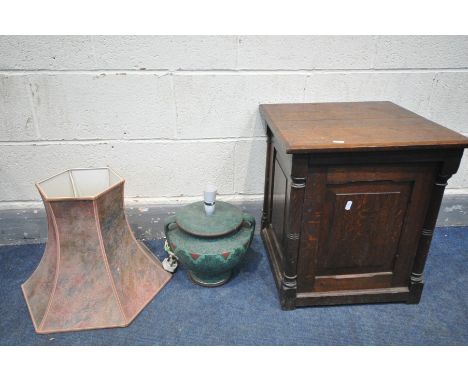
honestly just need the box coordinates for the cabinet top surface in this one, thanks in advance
[260,101,468,153]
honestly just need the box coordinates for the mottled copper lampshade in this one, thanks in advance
[22,167,171,334]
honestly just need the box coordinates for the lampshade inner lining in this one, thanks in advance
[38,168,122,199]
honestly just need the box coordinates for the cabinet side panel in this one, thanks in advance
[271,157,288,252]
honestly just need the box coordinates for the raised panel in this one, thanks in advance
[318,182,411,276]
[298,163,436,294]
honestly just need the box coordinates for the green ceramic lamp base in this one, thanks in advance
[188,270,232,287]
[164,202,256,288]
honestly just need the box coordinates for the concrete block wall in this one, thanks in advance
[1,36,468,208]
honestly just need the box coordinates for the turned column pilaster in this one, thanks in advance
[408,173,452,302]
[281,156,307,310]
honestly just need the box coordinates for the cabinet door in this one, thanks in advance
[297,164,436,293]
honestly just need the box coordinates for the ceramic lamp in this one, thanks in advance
[165,201,255,287]
[22,167,171,334]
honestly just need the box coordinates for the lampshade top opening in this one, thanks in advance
[37,167,123,199]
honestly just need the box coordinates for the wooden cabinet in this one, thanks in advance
[260,102,468,309]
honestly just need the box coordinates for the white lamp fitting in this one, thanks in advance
[204,184,217,216]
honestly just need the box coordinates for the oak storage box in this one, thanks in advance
[260,102,468,310]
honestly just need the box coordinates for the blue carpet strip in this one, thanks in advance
[0,227,467,345]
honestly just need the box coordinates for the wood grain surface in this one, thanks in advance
[260,101,468,153]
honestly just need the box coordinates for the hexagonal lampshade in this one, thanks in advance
[22,167,171,334]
